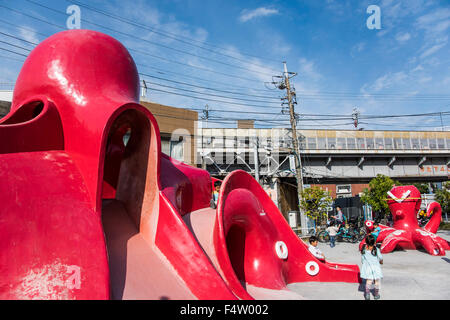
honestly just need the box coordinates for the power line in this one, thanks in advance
[137,62,277,93]
[0,39,32,53]
[0,31,39,46]
[138,72,282,100]
[140,78,281,105]
[0,4,66,32]
[63,0,282,65]
[24,0,278,77]
[0,4,272,83]
[146,86,282,109]
[0,23,277,93]
[1,22,449,103]
[0,46,29,57]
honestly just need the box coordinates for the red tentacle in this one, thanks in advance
[424,202,442,234]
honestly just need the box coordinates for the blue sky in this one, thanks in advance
[0,0,449,130]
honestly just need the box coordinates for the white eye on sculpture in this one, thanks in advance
[275,241,288,260]
[305,261,320,276]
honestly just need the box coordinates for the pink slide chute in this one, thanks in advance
[0,30,359,300]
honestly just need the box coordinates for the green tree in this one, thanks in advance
[361,174,398,218]
[435,181,450,214]
[299,186,332,228]
[413,183,430,194]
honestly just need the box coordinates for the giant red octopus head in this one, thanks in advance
[386,185,421,222]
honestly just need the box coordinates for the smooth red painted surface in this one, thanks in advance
[212,170,360,299]
[359,185,450,256]
[1,30,359,300]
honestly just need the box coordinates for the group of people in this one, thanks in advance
[308,208,383,300]
[324,206,346,248]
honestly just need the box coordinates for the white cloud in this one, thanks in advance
[298,58,322,82]
[420,41,447,59]
[239,7,279,23]
[416,7,450,36]
[18,27,39,45]
[395,32,411,43]
[350,42,366,57]
[369,71,408,92]
[416,7,450,26]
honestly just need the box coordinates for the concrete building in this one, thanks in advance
[140,101,198,165]
[198,126,450,214]
[0,89,13,118]
[0,101,10,118]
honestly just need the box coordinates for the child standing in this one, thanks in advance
[360,234,383,300]
[326,222,339,248]
[210,181,221,209]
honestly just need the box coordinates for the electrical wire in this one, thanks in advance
[0,4,274,83]
[141,79,282,105]
[0,23,278,93]
[23,0,279,77]
[138,72,283,100]
[0,46,28,57]
[62,0,282,65]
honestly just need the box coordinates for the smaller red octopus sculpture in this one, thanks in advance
[360,185,450,256]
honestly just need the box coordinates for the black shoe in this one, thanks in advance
[364,293,370,300]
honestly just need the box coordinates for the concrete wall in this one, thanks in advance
[140,101,198,165]
[308,183,369,198]
[0,100,11,118]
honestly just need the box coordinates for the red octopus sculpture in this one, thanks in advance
[360,185,450,256]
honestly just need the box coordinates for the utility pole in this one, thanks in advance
[253,136,260,183]
[352,107,360,129]
[201,104,210,170]
[202,104,210,129]
[281,61,304,214]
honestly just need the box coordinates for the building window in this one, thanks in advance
[317,138,326,149]
[336,184,352,194]
[357,138,366,149]
[437,139,445,149]
[237,136,249,148]
[298,136,306,150]
[385,138,393,150]
[225,136,237,148]
[161,136,171,155]
[366,138,374,149]
[307,137,317,150]
[403,138,411,149]
[337,138,346,150]
[420,138,429,149]
[327,138,336,149]
[394,138,402,149]
[412,138,419,149]
[170,137,184,162]
[376,138,384,149]
[347,138,356,149]
[429,138,437,149]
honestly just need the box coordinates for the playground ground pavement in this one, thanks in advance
[288,231,450,300]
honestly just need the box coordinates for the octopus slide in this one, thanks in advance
[360,185,450,256]
[0,30,359,300]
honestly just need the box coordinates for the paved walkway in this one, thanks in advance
[288,231,450,300]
